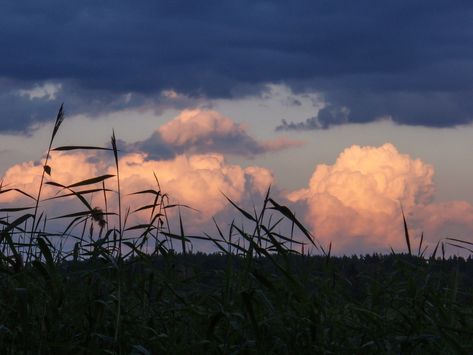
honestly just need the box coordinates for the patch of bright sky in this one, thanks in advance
[211,84,323,140]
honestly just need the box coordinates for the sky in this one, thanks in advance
[2,1,473,255]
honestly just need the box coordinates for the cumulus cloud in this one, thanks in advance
[288,143,473,254]
[0,152,101,202]
[114,152,273,221]
[0,150,273,228]
[413,201,473,241]
[134,109,303,158]
[4,143,473,255]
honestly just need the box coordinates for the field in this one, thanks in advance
[1,106,473,354]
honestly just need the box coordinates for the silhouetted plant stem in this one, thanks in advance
[111,131,123,257]
[28,104,64,263]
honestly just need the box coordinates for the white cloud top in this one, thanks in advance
[289,143,473,253]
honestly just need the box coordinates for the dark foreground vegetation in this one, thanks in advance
[1,106,473,354]
[2,251,473,354]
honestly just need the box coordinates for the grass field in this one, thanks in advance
[1,106,473,354]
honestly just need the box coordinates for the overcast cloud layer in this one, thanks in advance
[2,1,473,130]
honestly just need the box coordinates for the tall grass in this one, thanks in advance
[1,106,473,354]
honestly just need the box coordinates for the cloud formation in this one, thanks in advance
[277,105,350,130]
[288,143,473,253]
[3,143,473,255]
[0,150,273,227]
[17,83,62,101]
[115,152,273,221]
[2,1,473,129]
[134,109,302,158]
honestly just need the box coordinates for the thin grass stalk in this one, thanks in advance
[401,204,412,256]
[289,215,295,253]
[109,132,125,353]
[155,175,174,252]
[254,186,271,250]
[111,131,123,257]
[28,104,64,262]
[102,180,109,245]
[178,207,186,255]
[417,232,424,257]
[145,193,161,254]
[79,217,89,253]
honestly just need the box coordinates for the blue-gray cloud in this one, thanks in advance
[2,1,473,130]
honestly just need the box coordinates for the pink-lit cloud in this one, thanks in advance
[3,142,473,256]
[288,143,473,254]
[0,152,101,202]
[113,152,273,222]
[0,150,273,230]
[134,109,303,158]
[414,201,473,241]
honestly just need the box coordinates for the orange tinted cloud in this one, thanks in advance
[0,151,102,202]
[158,109,242,146]
[115,152,273,221]
[135,109,303,158]
[414,201,473,240]
[288,143,473,253]
[1,150,273,227]
[4,143,473,255]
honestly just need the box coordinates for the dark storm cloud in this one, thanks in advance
[2,0,473,130]
[277,104,350,130]
[0,80,152,132]
[0,80,59,132]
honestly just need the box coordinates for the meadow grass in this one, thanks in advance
[1,106,473,354]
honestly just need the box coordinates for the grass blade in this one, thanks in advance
[401,205,412,255]
[67,174,115,189]
[53,145,114,151]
